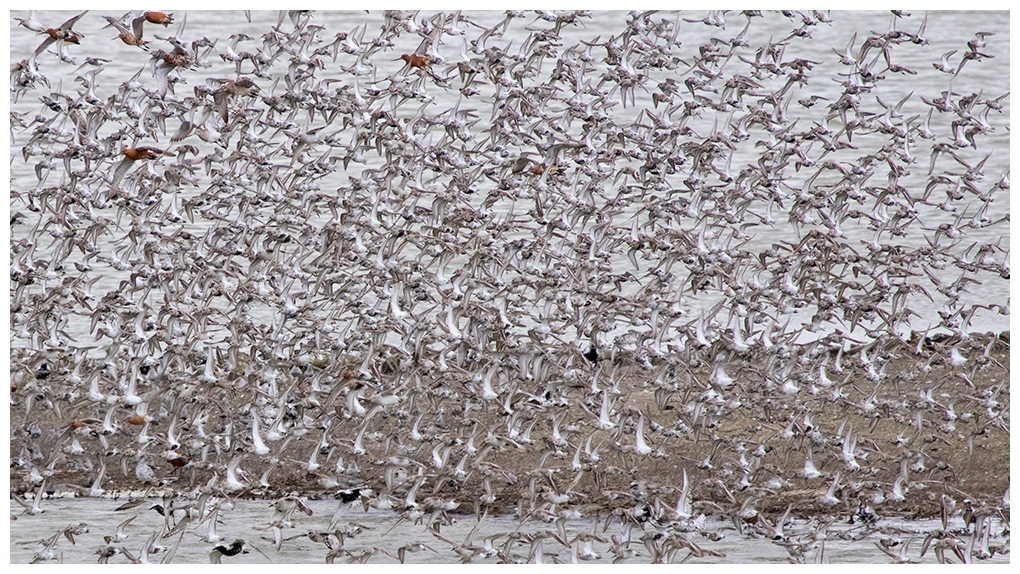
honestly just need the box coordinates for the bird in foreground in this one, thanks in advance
[102,15,148,47]
[209,539,248,563]
[104,515,135,544]
[18,11,88,56]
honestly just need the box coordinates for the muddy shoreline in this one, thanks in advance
[11,332,1010,523]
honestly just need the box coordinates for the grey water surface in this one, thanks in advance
[8,496,1011,564]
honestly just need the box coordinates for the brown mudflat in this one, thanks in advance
[10,333,1009,523]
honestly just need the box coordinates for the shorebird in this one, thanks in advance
[209,539,246,563]
[103,15,148,47]
[104,516,136,544]
[272,494,313,524]
[12,479,47,515]
[19,11,88,58]
[7,8,1010,565]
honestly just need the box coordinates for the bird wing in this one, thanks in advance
[60,11,88,31]
[161,530,186,564]
[34,36,57,56]
[110,157,134,187]
[102,17,129,35]
[11,492,31,511]
[154,65,171,97]
[117,515,136,535]
[131,15,146,41]
[169,120,194,142]
[15,13,47,33]
[33,479,47,510]
[247,540,273,561]
[212,90,230,122]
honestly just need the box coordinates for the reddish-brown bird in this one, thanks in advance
[211,77,260,122]
[30,11,88,56]
[103,15,147,47]
[166,449,189,468]
[530,162,557,176]
[110,146,169,187]
[143,11,174,26]
[121,146,164,161]
[400,53,432,69]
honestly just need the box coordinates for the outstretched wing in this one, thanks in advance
[60,11,88,31]
[131,15,146,41]
[103,16,131,36]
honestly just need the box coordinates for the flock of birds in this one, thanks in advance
[10,9,1010,564]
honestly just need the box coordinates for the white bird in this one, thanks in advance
[12,479,47,515]
[104,516,135,544]
[250,411,271,456]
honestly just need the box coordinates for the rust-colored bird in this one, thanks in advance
[103,10,173,46]
[530,162,557,176]
[400,53,432,69]
[30,11,88,56]
[143,11,174,26]
[165,449,189,468]
[158,48,194,70]
[121,146,166,161]
[151,45,195,96]
[210,77,260,122]
[110,146,171,187]
[102,15,147,47]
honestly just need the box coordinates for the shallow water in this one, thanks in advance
[8,496,1011,564]
[8,10,1013,566]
